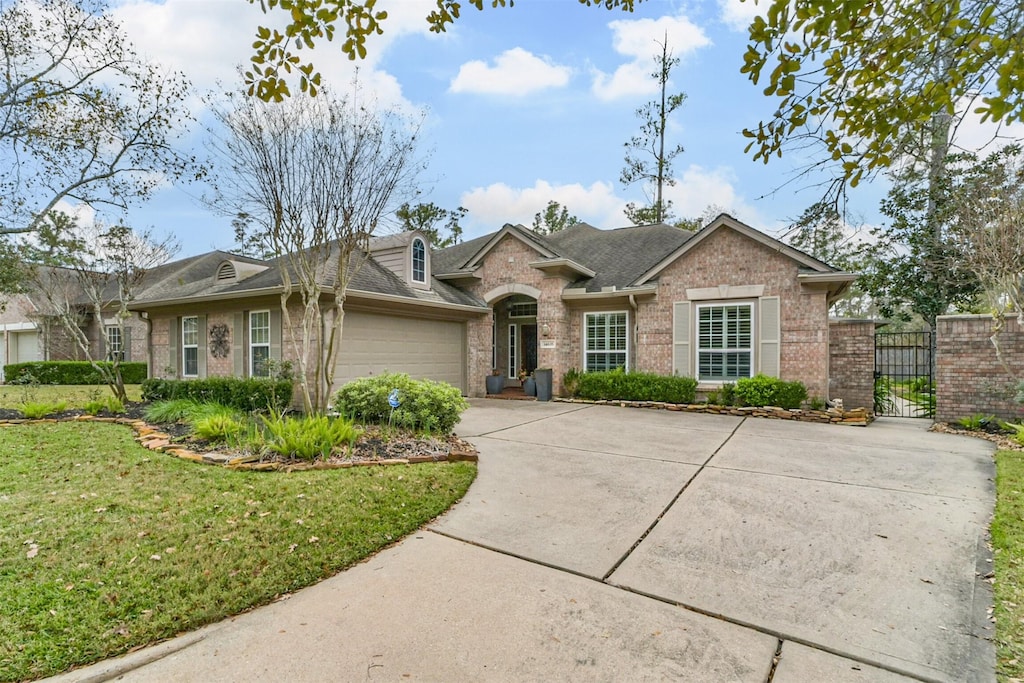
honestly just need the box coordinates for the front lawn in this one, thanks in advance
[994,449,1024,681]
[0,384,143,407]
[0,421,475,681]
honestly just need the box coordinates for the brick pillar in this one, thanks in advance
[828,319,879,412]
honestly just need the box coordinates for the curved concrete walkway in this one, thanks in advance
[47,401,995,683]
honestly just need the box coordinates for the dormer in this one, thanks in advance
[213,258,269,284]
[369,231,431,290]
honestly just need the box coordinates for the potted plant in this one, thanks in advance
[486,368,504,395]
[519,368,537,397]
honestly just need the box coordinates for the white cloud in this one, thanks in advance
[718,0,764,33]
[460,180,625,233]
[591,12,711,101]
[661,165,763,226]
[110,0,418,112]
[449,48,572,96]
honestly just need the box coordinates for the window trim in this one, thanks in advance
[583,310,629,372]
[508,301,537,318]
[507,323,517,379]
[105,325,123,362]
[182,316,199,378]
[695,302,754,383]
[411,237,426,284]
[249,310,271,377]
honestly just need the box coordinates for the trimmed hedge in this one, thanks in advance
[333,372,468,435]
[733,374,808,409]
[141,377,293,413]
[4,361,148,385]
[575,369,698,404]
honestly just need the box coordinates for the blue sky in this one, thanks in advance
[96,0,903,256]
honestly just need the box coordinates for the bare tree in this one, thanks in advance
[23,212,178,401]
[0,0,197,237]
[208,85,425,414]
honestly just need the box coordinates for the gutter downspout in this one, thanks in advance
[628,294,639,370]
[137,311,152,379]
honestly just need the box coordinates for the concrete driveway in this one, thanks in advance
[48,400,995,683]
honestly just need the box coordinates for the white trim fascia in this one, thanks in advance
[0,322,38,332]
[463,224,558,270]
[635,215,836,285]
[527,257,596,279]
[435,270,481,281]
[686,284,765,301]
[797,272,858,285]
[561,285,657,301]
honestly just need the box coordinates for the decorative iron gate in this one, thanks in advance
[874,330,934,417]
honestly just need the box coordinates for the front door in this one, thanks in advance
[521,324,538,375]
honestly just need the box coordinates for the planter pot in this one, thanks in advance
[485,374,505,395]
[523,377,537,397]
[534,368,553,401]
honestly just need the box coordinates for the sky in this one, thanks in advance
[91,0,1013,257]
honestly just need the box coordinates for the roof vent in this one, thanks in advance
[216,262,236,281]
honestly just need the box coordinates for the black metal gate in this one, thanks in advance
[874,330,934,417]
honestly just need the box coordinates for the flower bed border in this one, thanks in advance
[553,397,872,426]
[0,415,478,469]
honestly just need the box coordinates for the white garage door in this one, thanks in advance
[334,312,466,393]
[13,331,40,363]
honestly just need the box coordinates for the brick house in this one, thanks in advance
[119,213,853,402]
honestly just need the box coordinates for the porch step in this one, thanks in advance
[485,387,537,401]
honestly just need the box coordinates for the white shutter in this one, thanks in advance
[673,302,691,377]
[759,296,780,377]
[197,315,208,378]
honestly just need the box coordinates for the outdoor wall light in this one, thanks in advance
[542,323,550,337]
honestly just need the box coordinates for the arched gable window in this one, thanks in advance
[411,238,426,283]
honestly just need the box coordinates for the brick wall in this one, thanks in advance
[936,314,1024,422]
[650,228,832,400]
[828,319,876,411]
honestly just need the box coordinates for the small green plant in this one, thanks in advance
[260,412,362,461]
[808,396,826,411]
[144,399,204,423]
[874,374,896,414]
[19,401,67,419]
[562,367,583,397]
[82,389,126,415]
[958,414,997,431]
[1006,423,1024,447]
[193,414,246,443]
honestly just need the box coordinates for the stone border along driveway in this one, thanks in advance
[44,399,995,683]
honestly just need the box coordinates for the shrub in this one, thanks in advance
[575,368,698,404]
[562,367,583,397]
[19,401,67,419]
[141,377,292,413]
[333,372,468,435]
[733,374,808,409]
[193,414,246,443]
[874,375,895,414]
[4,361,147,385]
[83,396,125,416]
[260,413,362,461]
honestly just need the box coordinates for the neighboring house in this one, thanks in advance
[3,214,855,401]
[0,265,150,380]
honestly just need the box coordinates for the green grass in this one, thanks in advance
[0,384,143,408]
[0,422,476,681]
[994,449,1024,681]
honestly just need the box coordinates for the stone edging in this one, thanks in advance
[552,398,872,426]
[0,414,479,469]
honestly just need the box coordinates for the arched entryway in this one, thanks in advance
[492,294,538,386]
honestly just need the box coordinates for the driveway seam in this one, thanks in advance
[426,528,943,683]
[599,417,747,581]
[466,403,593,438]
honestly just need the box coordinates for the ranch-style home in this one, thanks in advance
[1,214,856,401]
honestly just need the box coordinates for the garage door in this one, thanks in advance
[334,312,466,393]
[13,331,40,363]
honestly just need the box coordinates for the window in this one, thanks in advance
[585,312,627,372]
[697,303,753,381]
[411,238,426,283]
[250,310,270,377]
[508,301,537,318]
[182,316,198,377]
[507,323,517,379]
[105,325,123,361]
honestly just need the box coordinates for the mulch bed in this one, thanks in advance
[0,402,478,466]
[931,422,1024,451]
